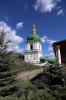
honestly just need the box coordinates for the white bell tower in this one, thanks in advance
[24,24,42,63]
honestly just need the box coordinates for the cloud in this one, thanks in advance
[41,36,56,44]
[33,0,61,13]
[57,6,61,9]
[45,53,55,58]
[41,36,56,55]
[0,21,24,53]
[47,39,56,44]
[23,1,28,10]
[16,22,23,29]
[40,36,47,43]
[5,16,9,21]
[47,39,56,52]
[48,46,53,51]
[57,9,64,15]
[24,4,28,10]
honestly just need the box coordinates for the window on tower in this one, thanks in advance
[30,44,33,50]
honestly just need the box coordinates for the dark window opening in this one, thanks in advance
[30,44,33,50]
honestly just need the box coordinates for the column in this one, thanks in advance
[27,43,30,50]
[56,50,58,59]
[57,46,61,64]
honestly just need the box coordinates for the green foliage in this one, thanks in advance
[16,80,55,100]
[44,63,66,85]
[0,30,66,100]
[0,30,19,96]
[43,62,66,100]
[31,62,66,100]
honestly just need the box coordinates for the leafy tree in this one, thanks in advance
[0,30,19,96]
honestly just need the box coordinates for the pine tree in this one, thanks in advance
[0,30,19,96]
[44,63,66,85]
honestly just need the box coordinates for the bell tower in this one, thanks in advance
[24,24,42,63]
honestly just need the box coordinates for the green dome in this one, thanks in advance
[27,33,40,41]
[27,24,40,41]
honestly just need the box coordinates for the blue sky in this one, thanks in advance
[0,0,66,58]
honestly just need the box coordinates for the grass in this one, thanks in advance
[11,60,41,72]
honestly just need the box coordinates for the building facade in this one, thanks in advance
[52,40,66,64]
[24,24,42,63]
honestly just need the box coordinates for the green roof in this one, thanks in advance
[27,33,40,41]
[40,57,55,64]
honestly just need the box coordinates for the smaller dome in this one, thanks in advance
[27,34,40,41]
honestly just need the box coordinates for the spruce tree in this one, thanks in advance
[0,30,19,96]
[44,63,66,85]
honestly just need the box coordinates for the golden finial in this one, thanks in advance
[31,24,36,34]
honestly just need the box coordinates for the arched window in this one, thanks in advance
[30,44,33,50]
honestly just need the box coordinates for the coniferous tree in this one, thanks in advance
[0,30,19,96]
[43,61,66,96]
[44,63,66,85]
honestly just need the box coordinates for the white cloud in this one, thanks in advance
[40,36,47,43]
[48,46,53,51]
[57,0,61,2]
[57,9,64,15]
[23,1,28,11]
[5,16,9,21]
[33,0,61,13]
[16,22,23,29]
[41,36,56,44]
[24,4,28,10]
[47,39,56,52]
[0,21,24,53]
[41,36,56,57]
[47,39,56,44]
[57,6,61,9]
[45,53,55,58]
[23,1,28,10]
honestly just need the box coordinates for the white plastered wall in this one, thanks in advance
[25,40,42,63]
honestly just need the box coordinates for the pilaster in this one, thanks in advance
[57,46,61,64]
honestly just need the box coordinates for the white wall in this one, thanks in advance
[25,40,42,63]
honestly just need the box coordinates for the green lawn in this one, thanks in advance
[11,60,41,72]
